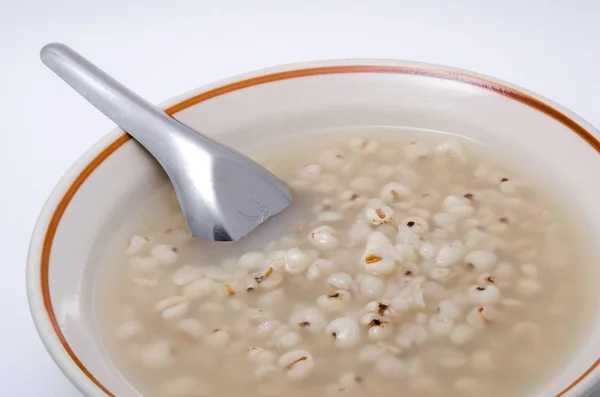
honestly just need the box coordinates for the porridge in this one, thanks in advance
[95,129,594,397]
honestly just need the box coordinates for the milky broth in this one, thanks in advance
[95,128,594,397]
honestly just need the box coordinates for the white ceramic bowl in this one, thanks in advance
[27,59,600,397]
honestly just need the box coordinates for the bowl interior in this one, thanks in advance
[31,62,600,397]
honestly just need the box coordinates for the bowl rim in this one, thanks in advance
[26,58,600,397]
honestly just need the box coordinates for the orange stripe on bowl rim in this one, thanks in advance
[40,64,600,397]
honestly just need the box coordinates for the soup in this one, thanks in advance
[95,129,594,397]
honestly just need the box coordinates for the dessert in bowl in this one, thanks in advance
[27,59,600,397]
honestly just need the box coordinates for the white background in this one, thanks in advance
[1,0,599,395]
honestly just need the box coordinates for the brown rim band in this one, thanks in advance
[40,65,600,397]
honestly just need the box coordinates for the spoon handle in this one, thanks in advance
[40,43,214,167]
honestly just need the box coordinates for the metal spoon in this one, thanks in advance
[40,43,292,242]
